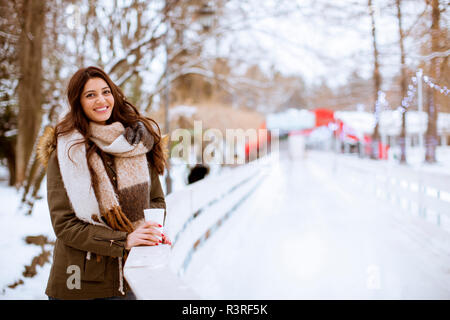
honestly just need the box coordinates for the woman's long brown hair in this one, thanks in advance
[55,66,166,175]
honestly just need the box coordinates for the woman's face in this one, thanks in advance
[80,77,114,124]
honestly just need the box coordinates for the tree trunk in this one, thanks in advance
[163,1,173,195]
[425,0,440,163]
[6,142,16,186]
[396,0,407,164]
[369,0,381,159]
[15,0,46,186]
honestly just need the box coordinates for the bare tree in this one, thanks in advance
[396,0,408,163]
[0,0,20,186]
[369,0,382,159]
[424,0,442,163]
[15,0,47,186]
[17,0,83,212]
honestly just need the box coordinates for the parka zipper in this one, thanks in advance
[93,236,125,248]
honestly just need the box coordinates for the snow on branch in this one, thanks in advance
[416,50,450,62]
[105,32,164,76]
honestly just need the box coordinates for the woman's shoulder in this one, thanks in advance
[37,126,57,168]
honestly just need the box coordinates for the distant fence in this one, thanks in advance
[312,151,450,232]
[124,155,272,299]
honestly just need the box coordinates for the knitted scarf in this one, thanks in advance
[57,121,153,232]
[89,121,154,232]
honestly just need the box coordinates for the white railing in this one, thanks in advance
[124,155,272,299]
[311,151,450,232]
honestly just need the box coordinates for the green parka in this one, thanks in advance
[44,150,166,300]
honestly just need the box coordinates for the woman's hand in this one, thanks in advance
[125,221,162,250]
[162,233,172,246]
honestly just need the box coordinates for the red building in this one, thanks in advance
[313,108,335,127]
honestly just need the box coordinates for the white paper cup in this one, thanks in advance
[144,208,165,241]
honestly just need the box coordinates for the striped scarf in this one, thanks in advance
[88,121,153,232]
[57,122,154,231]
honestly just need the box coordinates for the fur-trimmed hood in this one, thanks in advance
[37,126,56,168]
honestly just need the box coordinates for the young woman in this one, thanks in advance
[40,66,171,300]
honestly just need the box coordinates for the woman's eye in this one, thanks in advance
[86,93,95,98]
[103,89,111,95]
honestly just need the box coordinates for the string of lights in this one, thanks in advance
[422,75,450,96]
[374,90,390,119]
[356,69,447,155]
[397,82,417,114]
[388,70,448,115]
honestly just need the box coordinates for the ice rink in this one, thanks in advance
[183,148,450,299]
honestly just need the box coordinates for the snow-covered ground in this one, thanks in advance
[1,145,449,299]
[0,179,55,299]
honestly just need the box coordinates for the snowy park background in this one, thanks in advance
[1,0,449,299]
[1,142,450,299]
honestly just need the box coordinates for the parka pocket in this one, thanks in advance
[53,240,106,285]
[83,253,106,282]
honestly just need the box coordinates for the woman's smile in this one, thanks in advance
[94,105,110,113]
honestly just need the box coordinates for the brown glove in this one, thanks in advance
[124,121,154,150]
